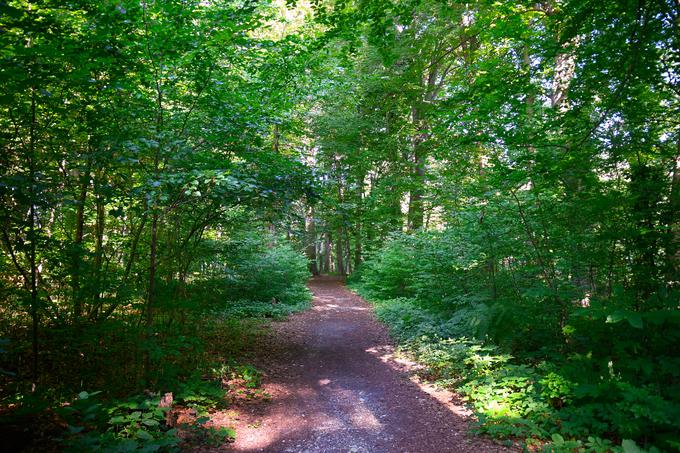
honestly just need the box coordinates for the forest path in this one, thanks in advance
[216,276,511,453]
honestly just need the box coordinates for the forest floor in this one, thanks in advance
[194,276,514,453]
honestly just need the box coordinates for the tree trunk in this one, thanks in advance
[146,208,158,378]
[408,106,426,231]
[145,44,164,381]
[667,139,680,277]
[72,169,89,319]
[336,227,345,276]
[28,86,39,387]
[273,123,280,153]
[345,228,352,274]
[91,170,106,315]
[354,172,363,269]
[354,226,362,271]
[324,231,332,273]
[407,58,438,232]
[305,206,318,275]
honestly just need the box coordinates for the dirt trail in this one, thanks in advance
[218,276,511,453]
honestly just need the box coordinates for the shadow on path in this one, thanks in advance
[223,276,511,453]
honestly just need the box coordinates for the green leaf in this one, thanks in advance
[551,433,564,444]
[196,416,210,425]
[136,429,155,441]
[626,313,643,329]
[607,311,643,329]
[622,439,643,453]
[606,311,625,324]
[109,415,127,425]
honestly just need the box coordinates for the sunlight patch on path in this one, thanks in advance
[366,345,474,419]
[209,277,514,453]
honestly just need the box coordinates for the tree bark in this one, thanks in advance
[407,57,438,232]
[336,227,345,276]
[91,169,106,315]
[344,227,352,274]
[354,226,362,271]
[28,87,39,387]
[273,123,280,153]
[667,138,680,276]
[72,167,89,319]
[305,206,318,275]
[354,172,364,270]
[324,231,332,273]
[408,109,426,231]
[144,15,163,379]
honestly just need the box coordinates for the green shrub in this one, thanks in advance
[190,237,311,310]
[354,230,680,452]
[230,242,311,305]
[58,391,180,452]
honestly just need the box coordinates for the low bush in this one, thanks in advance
[190,235,311,309]
[352,231,680,452]
[0,233,312,451]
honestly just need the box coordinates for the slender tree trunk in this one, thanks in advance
[408,105,426,231]
[146,208,158,377]
[324,231,332,273]
[336,227,345,276]
[354,226,362,271]
[28,86,39,387]
[72,168,89,319]
[667,138,680,276]
[305,206,318,275]
[345,228,351,274]
[273,123,280,153]
[354,172,363,269]
[408,59,438,232]
[91,170,106,315]
[315,241,320,274]
[29,201,38,387]
[145,23,164,379]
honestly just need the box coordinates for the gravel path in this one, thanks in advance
[220,276,512,453]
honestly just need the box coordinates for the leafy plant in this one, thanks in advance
[58,392,180,452]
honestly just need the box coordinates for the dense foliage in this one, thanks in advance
[2,0,679,451]
[0,0,314,450]
[352,231,679,450]
[309,0,680,450]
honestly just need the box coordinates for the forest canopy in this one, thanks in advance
[1,0,679,451]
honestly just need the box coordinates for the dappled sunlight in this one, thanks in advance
[3,0,674,450]
[364,345,474,419]
[228,381,385,452]
[222,277,501,453]
[312,302,370,312]
[365,344,426,371]
[406,377,474,419]
[312,294,371,313]
[341,391,383,431]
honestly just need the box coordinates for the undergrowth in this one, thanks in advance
[0,240,311,452]
[357,292,679,452]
